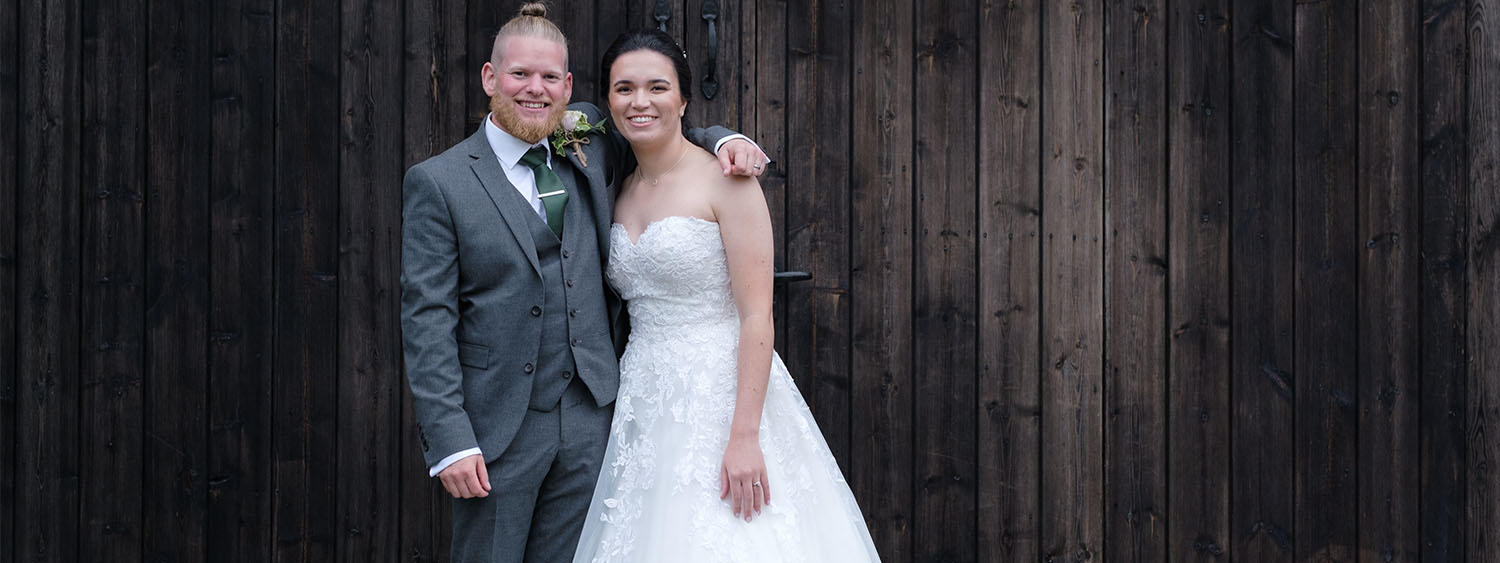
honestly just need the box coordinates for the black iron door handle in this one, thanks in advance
[654,0,670,32]
[700,0,719,100]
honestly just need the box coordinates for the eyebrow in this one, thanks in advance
[612,78,673,87]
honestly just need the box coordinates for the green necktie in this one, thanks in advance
[519,145,567,239]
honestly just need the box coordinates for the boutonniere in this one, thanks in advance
[551,110,607,167]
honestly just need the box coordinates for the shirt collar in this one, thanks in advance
[482,113,549,169]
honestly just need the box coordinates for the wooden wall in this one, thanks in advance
[1,0,1497,562]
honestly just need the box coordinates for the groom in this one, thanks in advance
[401,5,766,563]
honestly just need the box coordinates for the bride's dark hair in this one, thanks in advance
[599,29,694,103]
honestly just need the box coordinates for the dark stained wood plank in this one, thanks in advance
[465,0,502,129]
[976,0,1040,561]
[1103,1,1167,560]
[16,2,81,561]
[1228,0,1296,559]
[145,1,212,561]
[0,0,21,559]
[1470,0,1500,558]
[80,1,145,560]
[594,0,630,92]
[1419,0,1469,560]
[1292,1,1360,561]
[748,0,788,358]
[400,0,466,559]
[1165,1,1232,561]
[273,0,340,560]
[207,1,276,559]
[850,0,914,559]
[1357,0,1421,560]
[337,0,404,560]
[913,0,978,561]
[554,0,597,104]
[783,0,851,469]
[1039,0,1105,560]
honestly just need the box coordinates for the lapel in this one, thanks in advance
[464,130,542,276]
[557,136,617,267]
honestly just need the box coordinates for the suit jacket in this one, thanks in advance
[401,101,736,468]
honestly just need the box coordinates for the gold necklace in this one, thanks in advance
[639,146,688,186]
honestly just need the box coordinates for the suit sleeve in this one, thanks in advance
[401,164,479,469]
[685,125,742,153]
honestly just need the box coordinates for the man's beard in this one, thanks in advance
[491,94,565,144]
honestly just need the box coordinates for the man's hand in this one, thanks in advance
[437,454,491,499]
[718,138,769,178]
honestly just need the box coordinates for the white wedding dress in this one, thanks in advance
[572,215,881,563]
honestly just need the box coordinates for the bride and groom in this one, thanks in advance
[400,4,879,562]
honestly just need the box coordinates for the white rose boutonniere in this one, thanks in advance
[551,109,607,167]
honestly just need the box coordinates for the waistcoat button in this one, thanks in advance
[523,363,534,374]
[531,305,542,316]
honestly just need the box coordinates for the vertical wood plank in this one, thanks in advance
[0,0,17,555]
[1469,0,1500,558]
[466,0,502,129]
[913,0,978,560]
[145,0,212,560]
[273,0,340,560]
[555,0,597,104]
[337,0,404,559]
[1358,0,1421,560]
[1419,0,1469,559]
[1229,0,1296,559]
[1166,1,1232,561]
[750,0,787,354]
[1040,0,1105,560]
[595,0,629,80]
[207,0,276,560]
[1103,1,1168,560]
[16,1,81,561]
[977,0,1041,561]
[81,0,145,560]
[400,0,466,558]
[1293,1,1360,560]
[784,0,851,468]
[850,0,913,559]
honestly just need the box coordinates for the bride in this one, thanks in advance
[571,30,881,563]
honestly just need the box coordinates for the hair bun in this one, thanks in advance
[519,2,548,18]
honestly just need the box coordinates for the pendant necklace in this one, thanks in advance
[639,146,688,186]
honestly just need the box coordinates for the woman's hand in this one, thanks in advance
[719,435,770,522]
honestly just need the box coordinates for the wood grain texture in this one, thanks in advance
[683,0,742,130]
[1293,1,1360,560]
[337,0,404,560]
[749,0,788,354]
[80,1,145,560]
[977,0,1040,561]
[1358,0,1421,560]
[145,1,212,561]
[0,0,17,556]
[207,0,276,558]
[1229,0,1296,559]
[850,0,914,559]
[273,0,340,560]
[1166,1,1232,561]
[399,0,466,559]
[1040,0,1105,560]
[1420,0,1470,560]
[913,0,978,561]
[16,1,81,561]
[1103,1,1168,560]
[1470,0,1500,558]
[784,0,851,467]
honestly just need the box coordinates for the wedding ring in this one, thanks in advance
[752,164,762,170]
[752,481,762,487]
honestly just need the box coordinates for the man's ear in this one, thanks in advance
[481,62,497,97]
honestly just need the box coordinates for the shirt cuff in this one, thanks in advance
[429,447,483,477]
[712,134,772,165]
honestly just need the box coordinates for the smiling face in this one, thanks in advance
[483,35,572,144]
[606,50,687,148]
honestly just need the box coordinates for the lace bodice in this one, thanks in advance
[607,215,739,336]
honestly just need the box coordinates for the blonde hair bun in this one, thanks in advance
[519,2,548,18]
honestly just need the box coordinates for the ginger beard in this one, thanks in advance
[491,93,565,144]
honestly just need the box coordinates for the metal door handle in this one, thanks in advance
[700,0,719,99]
[654,0,670,32]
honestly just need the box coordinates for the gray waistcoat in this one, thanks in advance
[523,164,616,410]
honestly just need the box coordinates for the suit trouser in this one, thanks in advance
[451,378,613,563]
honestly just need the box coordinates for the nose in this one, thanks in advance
[629,89,650,108]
